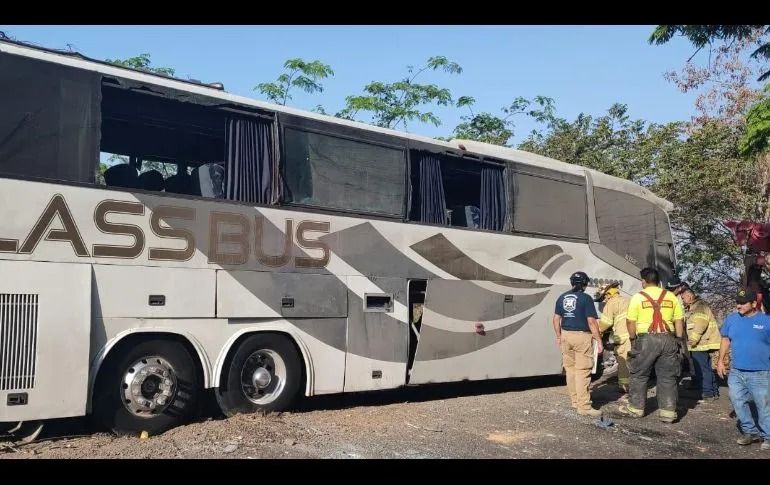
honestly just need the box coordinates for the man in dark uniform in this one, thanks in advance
[553,271,604,417]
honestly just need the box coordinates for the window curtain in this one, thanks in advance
[418,153,447,224]
[502,164,516,232]
[480,164,506,231]
[225,117,275,204]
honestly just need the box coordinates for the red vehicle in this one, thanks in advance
[724,220,770,312]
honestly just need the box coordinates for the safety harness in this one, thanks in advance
[638,289,671,333]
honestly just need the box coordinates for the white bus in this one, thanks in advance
[0,38,676,437]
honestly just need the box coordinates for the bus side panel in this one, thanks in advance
[92,265,216,319]
[408,280,565,385]
[216,271,347,319]
[0,260,91,422]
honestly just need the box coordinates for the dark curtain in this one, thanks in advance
[480,164,506,231]
[503,165,516,232]
[225,117,275,204]
[419,154,447,224]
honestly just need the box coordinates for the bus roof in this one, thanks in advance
[0,37,672,212]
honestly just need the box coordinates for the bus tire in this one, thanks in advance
[92,339,201,435]
[216,333,302,417]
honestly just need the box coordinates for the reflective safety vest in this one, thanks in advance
[639,290,671,333]
[627,286,683,334]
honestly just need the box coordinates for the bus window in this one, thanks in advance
[408,150,507,231]
[513,171,588,239]
[283,128,406,217]
[99,83,275,203]
[594,187,658,269]
[0,53,100,184]
[441,156,482,229]
[100,84,227,197]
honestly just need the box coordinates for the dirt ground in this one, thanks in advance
[1,369,767,459]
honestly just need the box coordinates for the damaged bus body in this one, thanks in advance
[0,39,676,436]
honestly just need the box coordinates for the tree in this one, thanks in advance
[519,103,667,184]
[448,96,556,146]
[336,56,462,130]
[256,58,334,106]
[519,103,764,312]
[649,26,768,128]
[650,26,770,82]
[648,25,770,309]
[740,85,770,157]
[312,105,329,115]
[654,122,762,308]
[105,53,175,77]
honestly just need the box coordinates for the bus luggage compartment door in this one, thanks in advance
[0,260,91,422]
[343,276,408,392]
[408,279,554,384]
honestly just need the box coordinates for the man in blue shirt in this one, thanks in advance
[717,288,770,451]
[553,271,604,417]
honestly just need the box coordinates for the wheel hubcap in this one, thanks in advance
[240,349,287,405]
[121,356,177,417]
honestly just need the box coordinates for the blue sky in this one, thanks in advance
[1,25,701,144]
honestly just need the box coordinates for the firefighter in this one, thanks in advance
[595,282,631,393]
[666,278,696,380]
[665,276,688,299]
[681,286,721,401]
[553,271,604,417]
[618,267,686,423]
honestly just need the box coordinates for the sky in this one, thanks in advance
[1,25,702,144]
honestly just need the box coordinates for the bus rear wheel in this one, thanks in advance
[216,334,302,417]
[92,339,201,435]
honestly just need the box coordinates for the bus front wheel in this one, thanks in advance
[92,339,201,435]
[216,333,302,417]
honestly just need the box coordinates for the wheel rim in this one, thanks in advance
[239,349,287,405]
[120,356,178,418]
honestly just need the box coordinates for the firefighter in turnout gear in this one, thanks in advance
[681,287,721,400]
[619,267,686,423]
[666,277,696,378]
[595,282,631,393]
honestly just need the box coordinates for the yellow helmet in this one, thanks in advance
[594,282,620,302]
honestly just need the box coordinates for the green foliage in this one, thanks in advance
[256,58,334,106]
[655,122,762,307]
[336,56,462,130]
[450,96,556,146]
[519,103,662,183]
[740,85,770,156]
[106,53,176,76]
[312,105,329,115]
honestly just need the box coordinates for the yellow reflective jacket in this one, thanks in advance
[685,298,721,351]
[598,295,631,344]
